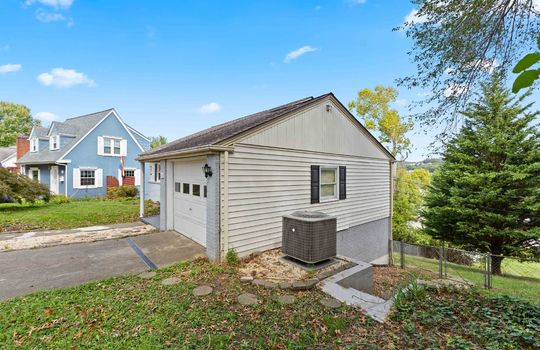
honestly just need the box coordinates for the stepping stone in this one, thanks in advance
[253,279,277,289]
[320,297,341,309]
[161,277,181,285]
[193,285,213,296]
[290,279,318,291]
[277,295,296,305]
[238,293,259,306]
[138,271,156,279]
[240,276,254,283]
[279,282,292,289]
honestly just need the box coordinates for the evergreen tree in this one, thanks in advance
[423,73,540,274]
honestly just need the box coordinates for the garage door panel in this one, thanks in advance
[173,159,207,246]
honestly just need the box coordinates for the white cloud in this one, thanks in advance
[314,5,321,10]
[26,0,74,9]
[197,102,222,114]
[417,91,431,97]
[37,68,95,88]
[534,0,540,11]
[36,10,65,22]
[0,45,9,52]
[404,9,427,24]
[350,0,367,4]
[395,98,409,107]
[0,64,22,74]
[35,111,59,123]
[284,45,318,63]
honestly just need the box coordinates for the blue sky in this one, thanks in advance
[0,0,533,161]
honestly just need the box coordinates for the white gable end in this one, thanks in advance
[237,99,389,160]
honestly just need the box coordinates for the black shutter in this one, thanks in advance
[339,166,346,200]
[310,165,320,204]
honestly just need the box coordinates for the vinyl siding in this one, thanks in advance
[239,100,389,160]
[225,144,390,256]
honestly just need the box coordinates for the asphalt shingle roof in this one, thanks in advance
[18,109,114,164]
[0,146,15,163]
[141,93,332,157]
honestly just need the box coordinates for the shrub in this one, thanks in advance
[225,249,240,266]
[0,168,50,203]
[106,186,139,199]
[144,200,160,216]
[50,195,70,204]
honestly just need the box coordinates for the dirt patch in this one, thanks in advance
[371,266,416,299]
[238,249,349,282]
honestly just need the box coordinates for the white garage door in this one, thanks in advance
[173,158,207,246]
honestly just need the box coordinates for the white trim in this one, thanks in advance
[58,109,145,162]
[320,166,339,201]
[127,126,150,142]
[49,135,60,150]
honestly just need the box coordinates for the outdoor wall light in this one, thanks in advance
[202,163,213,178]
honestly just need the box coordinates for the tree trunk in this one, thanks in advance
[491,254,504,275]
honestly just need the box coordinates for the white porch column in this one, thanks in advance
[139,161,145,218]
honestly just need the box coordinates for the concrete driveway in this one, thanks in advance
[0,231,205,301]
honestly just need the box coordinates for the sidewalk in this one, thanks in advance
[0,222,156,252]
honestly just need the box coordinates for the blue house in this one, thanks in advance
[17,109,159,199]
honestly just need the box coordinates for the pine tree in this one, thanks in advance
[423,73,540,274]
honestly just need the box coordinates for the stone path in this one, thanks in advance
[320,297,341,308]
[161,277,181,285]
[238,293,259,306]
[193,285,213,296]
[0,222,156,252]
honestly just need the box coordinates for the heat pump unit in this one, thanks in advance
[282,211,337,264]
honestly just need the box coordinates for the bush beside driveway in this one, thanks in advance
[0,198,159,233]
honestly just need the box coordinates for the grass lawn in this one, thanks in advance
[0,259,538,349]
[395,254,540,303]
[0,198,159,233]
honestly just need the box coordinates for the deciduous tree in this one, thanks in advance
[0,102,40,147]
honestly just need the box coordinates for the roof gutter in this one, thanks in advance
[136,145,234,162]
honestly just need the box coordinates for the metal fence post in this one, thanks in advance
[487,253,492,289]
[483,253,488,289]
[439,246,443,278]
[400,241,404,269]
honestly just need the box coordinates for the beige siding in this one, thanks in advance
[226,144,390,256]
[239,100,388,160]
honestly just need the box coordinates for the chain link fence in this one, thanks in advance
[391,240,540,302]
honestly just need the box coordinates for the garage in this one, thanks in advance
[173,158,207,246]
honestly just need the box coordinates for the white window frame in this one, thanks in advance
[29,167,40,181]
[30,138,39,153]
[123,168,135,177]
[103,137,122,156]
[320,166,339,202]
[49,135,60,150]
[80,169,96,187]
[149,162,161,183]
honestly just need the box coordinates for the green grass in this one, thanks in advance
[395,254,540,302]
[0,259,538,349]
[0,198,159,232]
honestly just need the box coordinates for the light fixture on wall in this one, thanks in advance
[202,163,213,178]
[326,104,332,112]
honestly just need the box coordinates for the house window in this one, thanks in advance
[124,169,135,177]
[49,135,59,150]
[193,184,201,196]
[203,185,207,198]
[183,183,190,194]
[320,167,338,200]
[175,182,181,192]
[29,168,40,181]
[80,170,95,186]
[30,138,39,152]
[150,163,160,182]
[104,137,121,156]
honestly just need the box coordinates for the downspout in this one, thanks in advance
[220,150,229,258]
[139,161,145,218]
